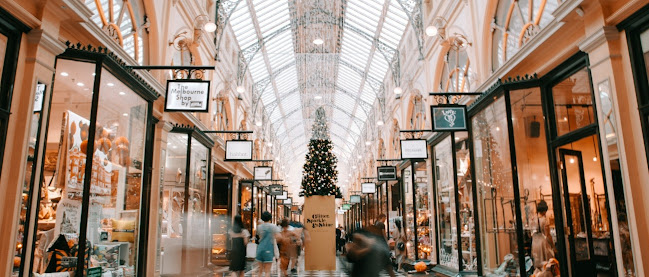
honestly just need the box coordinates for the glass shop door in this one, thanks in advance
[558,149,595,276]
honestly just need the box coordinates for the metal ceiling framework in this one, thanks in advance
[216,0,423,164]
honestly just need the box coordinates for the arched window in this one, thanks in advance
[440,36,473,92]
[86,0,146,64]
[492,0,560,71]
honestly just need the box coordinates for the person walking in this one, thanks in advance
[392,219,407,272]
[277,219,301,276]
[345,229,396,277]
[256,211,279,277]
[228,215,249,277]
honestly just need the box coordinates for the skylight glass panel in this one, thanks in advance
[367,52,389,81]
[230,2,258,49]
[333,109,351,125]
[260,89,276,105]
[281,94,302,113]
[270,107,283,123]
[354,108,368,122]
[335,92,356,113]
[360,85,376,104]
[248,58,269,81]
[346,0,382,35]
[349,123,361,136]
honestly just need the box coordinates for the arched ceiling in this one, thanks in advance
[227,0,412,167]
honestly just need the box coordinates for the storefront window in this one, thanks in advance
[30,59,96,275]
[403,166,416,259]
[510,87,557,273]
[414,161,432,260]
[30,57,151,276]
[160,131,211,274]
[553,68,596,136]
[455,132,476,271]
[473,97,519,275]
[434,137,457,270]
[642,29,649,76]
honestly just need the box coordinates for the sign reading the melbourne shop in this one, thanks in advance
[165,80,210,112]
[225,140,252,161]
[400,139,428,159]
[34,82,46,112]
[431,105,468,131]
[377,166,397,181]
[254,166,273,180]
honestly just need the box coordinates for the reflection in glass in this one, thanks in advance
[510,88,557,272]
[434,137,457,270]
[187,137,209,267]
[160,133,187,275]
[414,161,432,259]
[553,68,595,136]
[30,59,95,275]
[473,97,519,276]
[403,166,415,259]
[455,132,476,270]
[556,135,609,269]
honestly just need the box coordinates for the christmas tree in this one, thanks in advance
[300,107,342,197]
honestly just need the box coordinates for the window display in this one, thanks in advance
[472,97,519,276]
[413,161,432,260]
[553,68,596,137]
[402,166,415,260]
[455,132,476,271]
[434,137,457,270]
[510,88,557,274]
[159,130,212,275]
[29,53,155,277]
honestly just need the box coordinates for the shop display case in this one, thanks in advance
[27,46,158,276]
[159,127,213,275]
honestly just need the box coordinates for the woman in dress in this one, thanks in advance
[256,211,279,277]
[229,215,249,277]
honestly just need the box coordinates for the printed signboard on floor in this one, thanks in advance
[165,80,210,112]
[224,140,253,161]
[400,139,428,159]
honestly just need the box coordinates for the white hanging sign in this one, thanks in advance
[224,140,253,161]
[165,80,210,112]
[33,82,46,112]
[254,166,273,180]
[361,183,376,194]
[400,139,428,159]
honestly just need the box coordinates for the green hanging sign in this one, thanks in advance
[87,267,103,277]
[342,204,351,210]
[431,105,468,131]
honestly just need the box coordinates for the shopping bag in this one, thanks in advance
[246,243,257,258]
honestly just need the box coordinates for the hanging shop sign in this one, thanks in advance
[338,209,346,214]
[275,190,288,200]
[361,183,376,194]
[165,79,210,112]
[377,166,397,181]
[400,139,428,159]
[268,185,284,196]
[284,198,292,205]
[342,204,351,210]
[33,82,46,112]
[350,195,361,203]
[431,105,468,131]
[224,140,253,161]
[254,166,273,180]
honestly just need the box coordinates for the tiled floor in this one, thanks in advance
[232,255,407,277]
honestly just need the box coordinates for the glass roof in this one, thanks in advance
[229,0,410,163]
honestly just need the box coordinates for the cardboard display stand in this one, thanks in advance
[303,195,336,271]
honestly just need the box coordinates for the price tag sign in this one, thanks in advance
[165,80,210,112]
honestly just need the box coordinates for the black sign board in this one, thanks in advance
[431,105,468,131]
[377,166,397,180]
[165,79,210,112]
[268,184,283,196]
[225,140,253,161]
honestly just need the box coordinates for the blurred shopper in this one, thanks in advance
[392,219,407,272]
[289,221,306,273]
[277,219,301,276]
[228,215,249,277]
[374,214,387,240]
[256,212,279,277]
[345,229,395,277]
